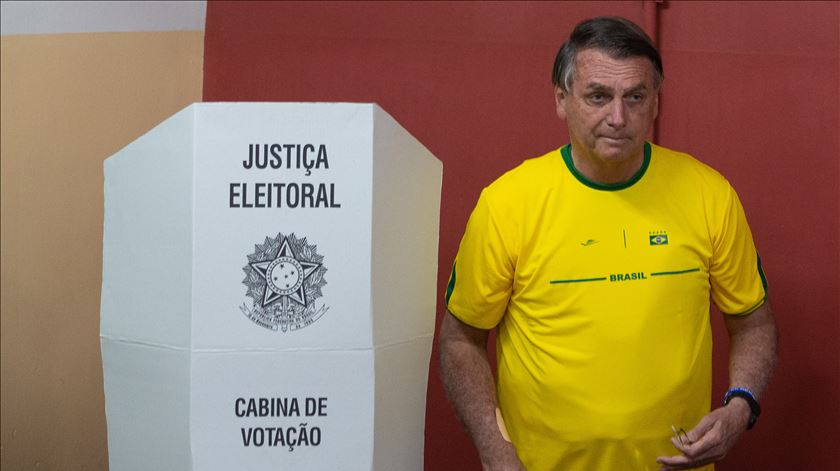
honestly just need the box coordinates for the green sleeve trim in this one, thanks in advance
[444,262,457,306]
[722,252,769,316]
[757,252,768,292]
[561,141,651,191]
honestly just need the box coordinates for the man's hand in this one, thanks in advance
[657,302,777,470]
[656,394,751,469]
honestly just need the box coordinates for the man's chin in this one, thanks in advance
[595,141,641,162]
[595,148,632,163]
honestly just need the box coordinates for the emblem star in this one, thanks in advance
[250,238,321,308]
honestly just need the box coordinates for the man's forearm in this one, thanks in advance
[438,311,522,469]
[725,302,778,399]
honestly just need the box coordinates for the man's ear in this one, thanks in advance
[554,86,568,121]
[652,91,659,121]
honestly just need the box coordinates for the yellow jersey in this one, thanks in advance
[446,142,767,470]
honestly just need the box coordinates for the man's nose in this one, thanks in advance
[605,99,627,128]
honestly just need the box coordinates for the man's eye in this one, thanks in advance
[588,94,608,104]
[627,94,645,103]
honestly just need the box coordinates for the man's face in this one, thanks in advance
[555,49,659,166]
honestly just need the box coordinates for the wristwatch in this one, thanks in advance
[723,387,761,430]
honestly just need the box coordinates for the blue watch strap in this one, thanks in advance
[723,387,761,430]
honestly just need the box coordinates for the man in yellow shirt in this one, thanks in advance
[439,16,777,471]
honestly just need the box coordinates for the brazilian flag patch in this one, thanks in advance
[649,233,669,245]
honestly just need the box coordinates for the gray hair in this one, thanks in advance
[553,16,663,92]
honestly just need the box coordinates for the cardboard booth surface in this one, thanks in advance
[100,103,443,470]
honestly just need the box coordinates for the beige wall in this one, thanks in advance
[1,30,203,470]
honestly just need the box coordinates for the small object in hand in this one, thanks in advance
[671,425,691,446]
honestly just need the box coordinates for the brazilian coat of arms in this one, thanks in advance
[240,232,328,332]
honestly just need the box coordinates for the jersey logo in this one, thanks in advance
[649,230,669,246]
[610,272,647,282]
[580,239,599,247]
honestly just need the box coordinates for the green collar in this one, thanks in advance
[561,141,651,191]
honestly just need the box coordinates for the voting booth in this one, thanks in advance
[100,103,442,470]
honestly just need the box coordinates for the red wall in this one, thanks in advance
[204,2,840,469]
[656,3,840,469]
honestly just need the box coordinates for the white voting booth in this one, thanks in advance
[100,103,442,471]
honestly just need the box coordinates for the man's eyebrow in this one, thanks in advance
[623,84,649,94]
[583,83,611,92]
[582,82,649,93]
